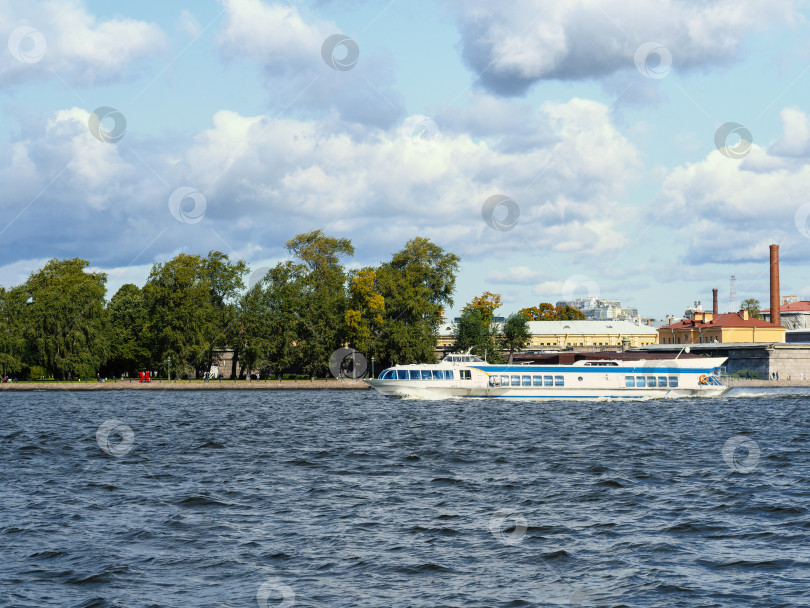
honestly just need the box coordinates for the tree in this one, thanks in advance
[25,258,108,380]
[555,304,586,320]
[452,308,503,362]
[262,261,307,378]
[286,231,354,377]
[463,291,502,323]
[143,251,247,378]
[104,283,149,376]
[518,302,585,320]
[0,285,29,378]
[501,313,531,364]
[375,238,460,366]
[740,298,762,319]
[345,269,385,361]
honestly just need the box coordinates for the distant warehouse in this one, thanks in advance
[437,320,658,352]
[657,310,785,344]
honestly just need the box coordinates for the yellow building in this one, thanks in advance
[437,320,659,350]
[657,311,786,344]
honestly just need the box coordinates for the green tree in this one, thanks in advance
[283,231,354,377]
[740,298,762,319]
[262,261,308,378]
[500,313,531,363]
[25,258,108,380]
[375,238,460,366]
[104,283,149,376]
[0,285,29,378]
[143,251,246,378]
[452,308,503,362]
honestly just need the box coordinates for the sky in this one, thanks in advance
[2,0,810,321]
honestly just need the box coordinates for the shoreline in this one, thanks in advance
[0,379,370,391]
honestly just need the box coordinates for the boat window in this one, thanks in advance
[511,375,520,386]
[500,375,510,385]
[533,375,542,386]
[444,370,454,380]
[658,376,667,387]
[522,375,531,386]
[554,375,564,386]
[668,376,678,387]
[409,370,421,380]
[636,376,646,387]
[544,375,553,386]
[463,356,471,362]
[421,370,432,380]
[397,370,408,380]
[625,376,635,387]
[460,370,471,380]
[379,369,395,380]
[432,370,443,380]
[647,376,656,387]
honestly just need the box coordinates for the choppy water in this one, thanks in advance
[2,389,809,608]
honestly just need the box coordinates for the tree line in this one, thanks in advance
[0,231,461,380]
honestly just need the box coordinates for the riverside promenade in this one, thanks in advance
[0,379,369,391]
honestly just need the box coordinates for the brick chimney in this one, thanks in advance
[770,244,780,326]
[712,288,718,315]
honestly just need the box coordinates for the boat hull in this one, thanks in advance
[364,379,728,400]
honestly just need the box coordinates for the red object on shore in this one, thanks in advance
[139,371,150,383]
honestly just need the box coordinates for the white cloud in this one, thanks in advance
[217,0,402,127]
[487,266,549,284]
[451,0,797,95]
[655,108,810,263]
[0,97,641,280]
[0,0,166,86]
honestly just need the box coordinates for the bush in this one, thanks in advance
[732,369,760,379]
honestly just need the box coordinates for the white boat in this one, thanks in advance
[365,352,728,400]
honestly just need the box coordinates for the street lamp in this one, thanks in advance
[371,356,375,379]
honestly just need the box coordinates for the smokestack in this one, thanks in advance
[712,288,718,315]
[770,244,780,326]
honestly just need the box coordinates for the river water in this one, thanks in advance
[2,389,809,607]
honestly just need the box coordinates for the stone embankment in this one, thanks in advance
[0,379,370,391]
[722,377,809,388]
